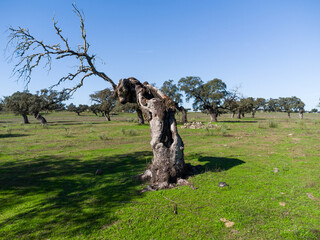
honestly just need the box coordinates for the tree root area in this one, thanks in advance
[139,163,203,192]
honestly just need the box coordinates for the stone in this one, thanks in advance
[218,182,229,188]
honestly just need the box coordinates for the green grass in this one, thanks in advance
[0,111,320,239]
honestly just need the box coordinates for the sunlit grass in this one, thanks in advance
[0,111,319,239]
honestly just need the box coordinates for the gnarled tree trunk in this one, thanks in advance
[33,112,47,125]
[208,108,218,122]
[115,78,185,188]
[104,111,111,121]
[180,106,188,124]
[237,110,241,119]
[22,114,30,124]
[136,108,144,125]
[252,109,256,118]
[299,109,303,119]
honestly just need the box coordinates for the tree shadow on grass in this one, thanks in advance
[219,120,258,124]
[0,134,29,138]
[197,156,245,172]
[0,151,152,239]
[50,120,106,126]
[186,154,245,173]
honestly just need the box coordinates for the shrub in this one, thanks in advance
[98,133,109,140]
[268,120,278,128]
[121,128,138,136]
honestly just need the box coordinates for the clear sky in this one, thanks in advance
[1,0,320,110]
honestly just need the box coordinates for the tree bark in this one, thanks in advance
[115,78,185,188]
[22,114,30,124]
[237,110,241,119]
[136,108,144,125]
[104,111,111,121]
[287,112,291,118]
[180,106,188,124]
[33,112,47,125]
[241,113,245,118]
[208,108,218,122]
[231,112,235,118]
[252,110,256,118]
[299,109,303,119]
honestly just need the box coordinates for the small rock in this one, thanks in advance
[273,168,279,173]
[220,218,235,227]
[141,185,155,193]
[158,182,169,189]
[177,178,189,186]
[218,182,229,188]
[306,192,317,201]
[279,202,286,206]
[95,169,103,175]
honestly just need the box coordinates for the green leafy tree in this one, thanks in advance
[67,103,88,116]
[278,96,305,118]
[89,104,102,116]
[161,80,188,123]
[90,88,116,121]
[179,77,229,122]
[265,98,280,112]
[31,89,68,124]
[251,98,266,118]
[3,91,33,123]
[0,99,3,112]
[236,97,255,119]
[310,108,318,113]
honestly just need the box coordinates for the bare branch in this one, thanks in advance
[63,72,94,95]
[7,4,117,95]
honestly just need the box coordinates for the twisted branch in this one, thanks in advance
[7,4,117,94]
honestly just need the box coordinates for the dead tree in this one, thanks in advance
[7,4,186,188]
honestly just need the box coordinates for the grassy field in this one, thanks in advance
[0,111,319,239]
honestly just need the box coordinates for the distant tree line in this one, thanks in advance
[1,77,318,124]
[2,90,68,124]
[161,77,310,122]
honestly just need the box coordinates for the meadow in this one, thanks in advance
[0,111,319,239]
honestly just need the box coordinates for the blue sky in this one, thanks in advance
[1,0,319,110]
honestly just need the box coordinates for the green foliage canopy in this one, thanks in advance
[179,77,229,112]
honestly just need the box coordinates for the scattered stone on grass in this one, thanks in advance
[141,185,156,193]
[220,218,235,227]
[273,168,279,173]
[218,182,229,188]
[306,192,318,201]
[177,178,189,186]
[180,122,219,129]
[279,202,286,206]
